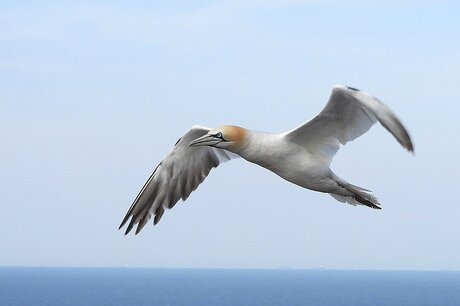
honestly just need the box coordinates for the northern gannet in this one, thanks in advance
[120,85,414,235]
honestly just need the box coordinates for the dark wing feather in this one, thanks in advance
[286,85,413,164]
[119,125,236,235]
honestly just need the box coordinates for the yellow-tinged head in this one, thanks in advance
[218,125,247,143]
[189,125,247,151]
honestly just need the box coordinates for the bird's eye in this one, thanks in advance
[215,132,223,139]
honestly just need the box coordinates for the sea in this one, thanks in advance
[1,268,459,306]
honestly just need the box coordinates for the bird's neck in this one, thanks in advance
[233,130,283,166]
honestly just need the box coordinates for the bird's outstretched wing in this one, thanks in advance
[286,85,413,164]
[119,125,237,235]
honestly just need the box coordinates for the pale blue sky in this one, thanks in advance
[1,1,459,269]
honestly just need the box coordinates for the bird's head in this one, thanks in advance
[189,125,247,151]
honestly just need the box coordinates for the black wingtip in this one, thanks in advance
[135,223,143,235]
[124,218,135,235]
[401,134,414,154]
[118,219,128,232]
[407,140,415,154]
[119,218,131,235]
[346,86,360,91]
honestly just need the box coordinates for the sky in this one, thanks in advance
[1,0,460,270]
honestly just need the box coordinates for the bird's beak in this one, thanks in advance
[189,134,222,147]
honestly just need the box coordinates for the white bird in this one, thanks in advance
[119,85,413,235]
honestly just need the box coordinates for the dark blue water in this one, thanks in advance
[1,268,459,306]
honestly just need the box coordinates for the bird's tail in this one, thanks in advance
[329,176,381,210]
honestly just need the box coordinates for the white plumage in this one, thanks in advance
[120,85,413,234]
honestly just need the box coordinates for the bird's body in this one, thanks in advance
[237,130,328,192]
[120,85,414,235]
